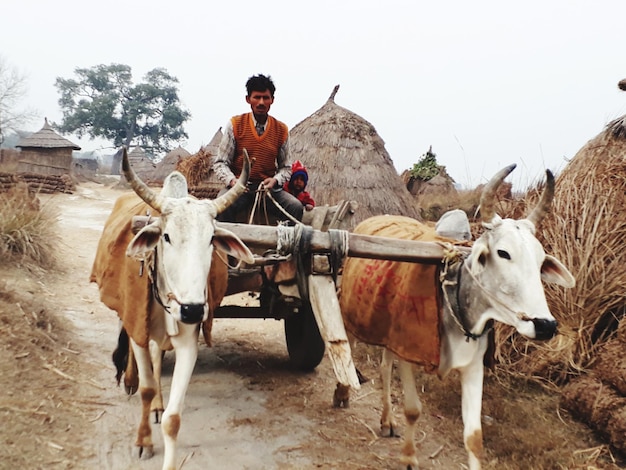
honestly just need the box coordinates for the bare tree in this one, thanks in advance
[0,56,37,145]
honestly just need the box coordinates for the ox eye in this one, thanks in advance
[163,233,171,244]
[497,249,511,260]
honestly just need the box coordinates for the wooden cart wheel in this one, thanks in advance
[284,302,325,370]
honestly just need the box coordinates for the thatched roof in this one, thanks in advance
[16,118,81,150]
[202,127,223,155]
[127,146,155,180]
[289,85,420,228]
[152,146,191,183]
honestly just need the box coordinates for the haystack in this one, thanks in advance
[289,86,420,229]
[175,128,224,199]
[494,111,626,385]
[152,146,191,184]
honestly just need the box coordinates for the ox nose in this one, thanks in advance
[180,304,205,324]
[532,318,558,340]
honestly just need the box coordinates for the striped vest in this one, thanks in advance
[231,113,288,182]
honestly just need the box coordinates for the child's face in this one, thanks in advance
[291,175,306,192]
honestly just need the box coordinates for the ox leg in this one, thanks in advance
[130,340,157,460]
[380,348,398,437]
[124,345,139,395]
[149,340,165,423]
[459,354,486,470]
[160,324,199,470]
[398,358,421,470]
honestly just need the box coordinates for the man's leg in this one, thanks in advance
[216,189,253,223]
[270,189,304,221]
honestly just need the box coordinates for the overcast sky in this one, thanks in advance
[3,0,626,188]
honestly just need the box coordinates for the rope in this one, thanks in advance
[276,223,312,300]
[328,228,349,281]
[263,187,304,225]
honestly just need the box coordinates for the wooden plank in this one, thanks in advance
[131,216,469,264]
[307,275,360,389]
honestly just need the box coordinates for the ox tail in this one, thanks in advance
[112,327,129,386]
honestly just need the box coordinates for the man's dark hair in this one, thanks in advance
[246,74,276,97]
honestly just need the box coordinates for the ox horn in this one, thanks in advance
[479,163,517,222]
[121,146,163,212]
[526,169,555,227]
[212,148,251,215]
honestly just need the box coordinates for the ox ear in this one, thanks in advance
[213,226,255,264]
[126,223,161,258]
[541,254,576,288]
[467,237,489,275]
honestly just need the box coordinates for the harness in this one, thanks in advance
[148,248,172,314]
[440,255,493,341]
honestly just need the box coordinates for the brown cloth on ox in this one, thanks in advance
[340,215,467,372]
[90,192,226,348]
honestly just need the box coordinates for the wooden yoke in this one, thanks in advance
[130,216,470,264]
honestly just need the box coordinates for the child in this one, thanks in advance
[283,160,315,211]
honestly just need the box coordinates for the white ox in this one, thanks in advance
[91,148,254,470]
[338,164,575,470]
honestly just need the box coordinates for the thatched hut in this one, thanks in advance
[202,126,223,156]
[289,85,420,229]
[152,146,191,184]
[127,146,155,181]
[15,119,80,176]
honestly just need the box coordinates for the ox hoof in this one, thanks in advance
[400,454,419,470]
[381,424,400,438]
[333,383,350,408]
[333,397,350,408]
[124,376,138,395]
[137,444,154,460]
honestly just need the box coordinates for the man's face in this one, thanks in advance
[246,89,274,116]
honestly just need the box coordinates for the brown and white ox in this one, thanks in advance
[90,148,254,470]
[339,164,575,470]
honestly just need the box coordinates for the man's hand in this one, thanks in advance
[262,177,277,189]
[228,178,238,188]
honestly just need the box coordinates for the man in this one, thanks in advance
[213,74,303,223]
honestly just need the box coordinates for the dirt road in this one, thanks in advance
[24,181,468,470]
[1,180,621,470]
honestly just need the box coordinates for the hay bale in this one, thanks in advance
[561,375,626,454]
[176,147,216,188]
[593,339,626,396]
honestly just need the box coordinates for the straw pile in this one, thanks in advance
[175,146,222,199]
[493,116,626,389]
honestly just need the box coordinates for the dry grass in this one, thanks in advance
[0,184,59,269]
[491,141,626,388]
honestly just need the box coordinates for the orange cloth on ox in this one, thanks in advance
[89,192,227,348]
[340,215,461,372]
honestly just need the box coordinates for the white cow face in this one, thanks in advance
[467,215,574,339]
[119,148,254,325]
[126,197,253,324]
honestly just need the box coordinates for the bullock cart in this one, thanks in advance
[132,211,470,393]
